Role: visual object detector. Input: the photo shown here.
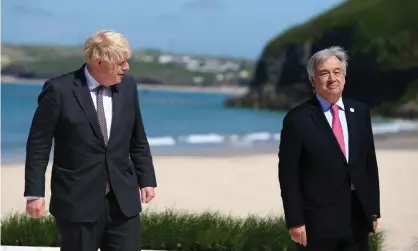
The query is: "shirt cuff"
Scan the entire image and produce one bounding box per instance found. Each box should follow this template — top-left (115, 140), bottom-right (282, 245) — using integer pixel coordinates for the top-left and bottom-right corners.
top-left (26, 196), bottom-right (44, 200)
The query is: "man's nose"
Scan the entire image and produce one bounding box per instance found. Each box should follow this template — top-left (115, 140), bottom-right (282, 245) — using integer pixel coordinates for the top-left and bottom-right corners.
top-left (328, 73), bottom-right (337, 82)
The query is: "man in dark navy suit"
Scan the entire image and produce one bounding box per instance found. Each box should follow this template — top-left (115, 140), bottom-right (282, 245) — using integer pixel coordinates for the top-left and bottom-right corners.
top-left (24, 30), bottom-right (157, 251)
top-left (278, 46), bottom-right (380, 251)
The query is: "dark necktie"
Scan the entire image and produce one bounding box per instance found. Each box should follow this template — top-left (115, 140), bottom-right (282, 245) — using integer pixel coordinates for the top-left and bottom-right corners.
top-left (97, 86), bottom-right (110, 194)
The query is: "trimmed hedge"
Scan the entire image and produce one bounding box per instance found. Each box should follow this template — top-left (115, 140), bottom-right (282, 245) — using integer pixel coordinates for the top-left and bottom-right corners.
top-left (1, 210), bottom-right (385, 251)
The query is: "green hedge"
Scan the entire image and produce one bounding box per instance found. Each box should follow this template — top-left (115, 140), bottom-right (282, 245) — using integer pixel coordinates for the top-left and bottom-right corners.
top-left (1, 210), bottom-right (385, 251)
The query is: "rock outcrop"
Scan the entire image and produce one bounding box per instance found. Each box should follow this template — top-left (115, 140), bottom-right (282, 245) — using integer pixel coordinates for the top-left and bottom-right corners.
top-left (225, 0), bottom-right (418, 119)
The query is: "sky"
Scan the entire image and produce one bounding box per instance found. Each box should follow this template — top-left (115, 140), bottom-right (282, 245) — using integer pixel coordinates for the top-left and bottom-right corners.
top-left (1, 0), bottom-right (344, 59)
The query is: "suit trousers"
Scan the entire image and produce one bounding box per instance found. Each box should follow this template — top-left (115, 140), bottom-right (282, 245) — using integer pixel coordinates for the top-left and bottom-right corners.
top-left (297, 191), bottom-right (370, 251)
top-left (55, 191), bottom-right (141, 251)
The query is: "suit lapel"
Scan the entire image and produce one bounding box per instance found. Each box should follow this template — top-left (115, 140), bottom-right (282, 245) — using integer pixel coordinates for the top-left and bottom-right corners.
top-left (309, 96), bottom-right (348, 164)
top-left (72, 65), bottom-right (106, 145)
top-left (108, 84), bottom-right (122, 144)
top-left (343, 98), bottom-right (358, 164)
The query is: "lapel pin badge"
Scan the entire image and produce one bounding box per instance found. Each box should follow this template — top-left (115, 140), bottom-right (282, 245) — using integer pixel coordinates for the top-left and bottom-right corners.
top-left (349, 108), bottom-right (355, 112)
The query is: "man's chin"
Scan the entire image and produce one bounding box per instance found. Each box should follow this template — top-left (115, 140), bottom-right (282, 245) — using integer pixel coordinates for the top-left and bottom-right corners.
top-left (327, 89), bottom-right (342, 95)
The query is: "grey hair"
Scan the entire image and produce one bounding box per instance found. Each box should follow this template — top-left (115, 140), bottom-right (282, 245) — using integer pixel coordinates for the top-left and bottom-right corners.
top-left (306, 46), bottom-right (349, 80)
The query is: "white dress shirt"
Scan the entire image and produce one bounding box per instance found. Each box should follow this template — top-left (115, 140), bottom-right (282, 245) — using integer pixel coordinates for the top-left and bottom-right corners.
top-left (316, 94), bottom-right (355, 190)
top-left (84, 66), bottom-right (113, 138)
top-left (26, 66), bottom-right (113, 200)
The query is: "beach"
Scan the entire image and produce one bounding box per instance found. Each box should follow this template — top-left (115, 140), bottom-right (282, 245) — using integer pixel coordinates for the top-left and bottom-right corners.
top-left (1, 133), bottom-right (418, 251)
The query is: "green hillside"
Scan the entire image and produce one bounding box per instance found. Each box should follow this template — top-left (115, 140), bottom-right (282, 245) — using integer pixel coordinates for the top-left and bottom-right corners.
top-left (267, 0), bottom-right (417, 69)
top-left (1, 44), bottom-right (252, 87)
top-left (225, 0), bottom-right (418, 118)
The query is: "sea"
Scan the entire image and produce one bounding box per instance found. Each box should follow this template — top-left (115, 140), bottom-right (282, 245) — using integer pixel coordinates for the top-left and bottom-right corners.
top-left (2, 82), bottom-right (418, 163)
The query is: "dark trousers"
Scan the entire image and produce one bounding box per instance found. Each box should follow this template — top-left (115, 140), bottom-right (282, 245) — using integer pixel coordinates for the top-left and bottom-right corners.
top-left (298, 192), bottom-right (370, 251)
top-left (56, 191), bottom-right (141, 251)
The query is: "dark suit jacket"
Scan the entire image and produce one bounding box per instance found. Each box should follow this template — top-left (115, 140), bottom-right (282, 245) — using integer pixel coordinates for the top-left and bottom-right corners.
top-left (24, 65), bottom-right (157, 222)
top-left (278, 95), bottom-right (380, 239)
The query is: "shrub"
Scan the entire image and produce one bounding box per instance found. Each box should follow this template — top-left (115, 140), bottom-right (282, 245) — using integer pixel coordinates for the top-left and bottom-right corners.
top-left (1, 210), bottom-right (384, 251)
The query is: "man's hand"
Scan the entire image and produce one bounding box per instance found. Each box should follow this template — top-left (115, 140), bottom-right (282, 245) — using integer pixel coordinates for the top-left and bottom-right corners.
top-left (369, 218), bottom-right (378, 236)
top-left (290, 225), bottom-right (307, 246)
top-left (26, 199), bottom-right (45, 218)
top-left (140, 187), bottom-right (155, 203)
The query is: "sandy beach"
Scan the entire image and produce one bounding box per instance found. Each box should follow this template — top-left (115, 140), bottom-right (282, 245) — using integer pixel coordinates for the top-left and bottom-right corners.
top-left (1, 134), bottom-right (418, 251)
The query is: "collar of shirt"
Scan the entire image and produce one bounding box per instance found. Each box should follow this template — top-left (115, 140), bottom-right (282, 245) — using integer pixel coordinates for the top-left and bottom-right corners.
top-left (316, 93), bottom-right (345, 112)
top-left (84, 66), bottom-right (101, 91)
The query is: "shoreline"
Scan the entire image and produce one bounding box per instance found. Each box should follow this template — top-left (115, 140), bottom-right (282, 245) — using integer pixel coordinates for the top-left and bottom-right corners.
top-left (2, 122), bottom-right (417, 251)
top-left (2, 130), bottom-right (417, 166)
top-left (2, 149), bottom-right (418, 251)
top-left (1, 75), bottom-right (248, 95)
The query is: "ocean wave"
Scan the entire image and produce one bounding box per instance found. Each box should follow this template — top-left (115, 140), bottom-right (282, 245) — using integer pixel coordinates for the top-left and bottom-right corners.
top-left (2, 121), bottom-right (417, 151)
top-left (371, 119), bottom-right (418, 134)
top-left (146, 120), bottom-right (418, 147)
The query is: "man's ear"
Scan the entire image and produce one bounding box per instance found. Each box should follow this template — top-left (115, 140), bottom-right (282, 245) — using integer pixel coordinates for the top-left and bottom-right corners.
top-left (96, 59), bottom-right (102, 67)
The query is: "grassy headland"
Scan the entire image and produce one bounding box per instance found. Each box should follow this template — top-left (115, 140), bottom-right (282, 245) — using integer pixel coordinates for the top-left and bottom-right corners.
top-left (1, 44), bottom-right (254, 88)
top-left (225, 0), bottom-right (418, 119)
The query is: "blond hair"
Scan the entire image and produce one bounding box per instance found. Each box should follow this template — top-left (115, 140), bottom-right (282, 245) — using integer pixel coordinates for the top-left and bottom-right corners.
top-left (83, 30), bottom-right (132, 66)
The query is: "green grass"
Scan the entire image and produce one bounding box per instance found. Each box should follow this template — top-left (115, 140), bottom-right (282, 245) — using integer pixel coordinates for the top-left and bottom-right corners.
top-left (1, 210), bottom-right (385, 251)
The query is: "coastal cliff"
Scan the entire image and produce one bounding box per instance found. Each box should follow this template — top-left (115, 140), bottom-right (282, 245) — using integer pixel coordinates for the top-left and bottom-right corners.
top-left (225, 0), bottom-right (418, 118)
